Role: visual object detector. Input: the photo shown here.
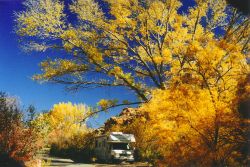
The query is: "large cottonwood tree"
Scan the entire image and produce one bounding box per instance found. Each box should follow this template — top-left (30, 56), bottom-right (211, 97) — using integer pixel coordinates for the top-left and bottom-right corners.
top-left (16, 0), bottom-right (249, 109)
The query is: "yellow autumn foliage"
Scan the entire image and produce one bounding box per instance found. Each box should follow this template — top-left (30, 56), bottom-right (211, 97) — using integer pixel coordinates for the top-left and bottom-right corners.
top-left (15, 1), bottom-right (249, 165)
top-left (47, 102), bottom-right (90, 148)
top-left (113, 83), bottom-right (247, 166)
top-left (16, 0), bottom-right (249, 103)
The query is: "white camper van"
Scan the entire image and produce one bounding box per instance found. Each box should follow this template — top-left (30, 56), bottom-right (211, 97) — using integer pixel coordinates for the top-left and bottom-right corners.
top-left (94, 132), bottom-right (136, 162)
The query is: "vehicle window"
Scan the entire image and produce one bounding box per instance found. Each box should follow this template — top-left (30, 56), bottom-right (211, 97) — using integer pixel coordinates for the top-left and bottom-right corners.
top-left (112, 143), bottom-right (130, 150)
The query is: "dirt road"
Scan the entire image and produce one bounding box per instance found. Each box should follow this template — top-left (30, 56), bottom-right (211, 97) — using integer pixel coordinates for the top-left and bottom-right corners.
top-left (42, 156), bottom-right (150, 167)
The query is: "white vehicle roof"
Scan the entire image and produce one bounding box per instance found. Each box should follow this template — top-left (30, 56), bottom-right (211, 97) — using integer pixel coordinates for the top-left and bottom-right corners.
top-left (97, 132), bottom-right (136, 143)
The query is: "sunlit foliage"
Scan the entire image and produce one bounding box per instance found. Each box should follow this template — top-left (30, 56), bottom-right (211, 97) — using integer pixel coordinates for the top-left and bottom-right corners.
top-left (0, 93), bottom-right (41, 164)
top-left (15, 1), bottom-right (249, 165)
top-left (29, 102), bottom-right (94, 161)
top-left (140, 86), bottom-right (247, 166)
top-left (29, 112), bottom-right (52, 148)
top-left (41, 102), bottom-right (95, 161)
top-left (16, 0), bottom-right (250, 106)
top-left (46, 102), bottom-right (90, 147)
top-left (110, 78), bottom-right (249, 166)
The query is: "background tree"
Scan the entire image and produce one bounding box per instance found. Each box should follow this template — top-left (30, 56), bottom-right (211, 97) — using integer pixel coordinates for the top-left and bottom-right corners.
top-left (41, 102), bottom-right (94, 160)
top-left (0, 92), bottom-right (41, 166)
top-left (42, 102), bottom-right (89, 145)
top-left (15, 0), bottom-right (250, 114)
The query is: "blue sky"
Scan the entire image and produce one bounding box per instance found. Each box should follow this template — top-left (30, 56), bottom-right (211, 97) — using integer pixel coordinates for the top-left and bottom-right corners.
top-left (0, 0), bottom-right (137, 127)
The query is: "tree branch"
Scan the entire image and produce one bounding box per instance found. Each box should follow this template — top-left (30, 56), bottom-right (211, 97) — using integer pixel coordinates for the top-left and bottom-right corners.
top-left (81, 101), bottom-right (145, 122)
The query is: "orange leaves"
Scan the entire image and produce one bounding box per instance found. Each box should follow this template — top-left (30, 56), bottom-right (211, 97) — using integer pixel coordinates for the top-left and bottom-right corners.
top-left (0, 93), bottom-right (40, 163)
top-left (135, 83), bottom-right (246, 166)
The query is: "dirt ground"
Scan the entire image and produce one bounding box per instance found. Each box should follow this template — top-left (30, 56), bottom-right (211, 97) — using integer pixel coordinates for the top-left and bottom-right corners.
top-left (41, 156), bottom-right (151, 167)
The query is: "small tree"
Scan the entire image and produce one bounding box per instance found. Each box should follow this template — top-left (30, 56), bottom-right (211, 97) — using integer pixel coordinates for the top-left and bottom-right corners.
top-left (0, 92), bottom-right (39, 165)
top-left (43, 102), bottom-right (93, 160)
top-left (48, 102), bottom-right (90, 143)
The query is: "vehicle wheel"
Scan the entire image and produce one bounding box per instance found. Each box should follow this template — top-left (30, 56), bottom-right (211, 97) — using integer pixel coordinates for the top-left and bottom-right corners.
top-left (110, 157), bottom-right (120, 164)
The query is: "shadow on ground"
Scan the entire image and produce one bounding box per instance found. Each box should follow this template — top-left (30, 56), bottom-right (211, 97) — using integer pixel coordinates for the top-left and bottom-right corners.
top-left (42, 156), bottom-right (150, 167)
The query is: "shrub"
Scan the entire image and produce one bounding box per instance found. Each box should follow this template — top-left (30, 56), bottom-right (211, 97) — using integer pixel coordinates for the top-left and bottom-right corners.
top-left (46, 102), bottom-right (94, 162)
top-left (49, 131), bottom-right (95, 162)
top-left (0, 92), bottom-right (40, 165)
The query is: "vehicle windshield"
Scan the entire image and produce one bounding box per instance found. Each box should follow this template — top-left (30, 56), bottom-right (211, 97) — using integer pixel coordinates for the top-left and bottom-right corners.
top-left (112, 143), bottom-right (131, 150)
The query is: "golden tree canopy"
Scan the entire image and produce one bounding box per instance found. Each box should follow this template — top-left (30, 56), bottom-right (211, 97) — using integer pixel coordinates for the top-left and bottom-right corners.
top-left (45, 102), bottom-right (90, 145)
top-left (16, 0), bottom-right (249, 106)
